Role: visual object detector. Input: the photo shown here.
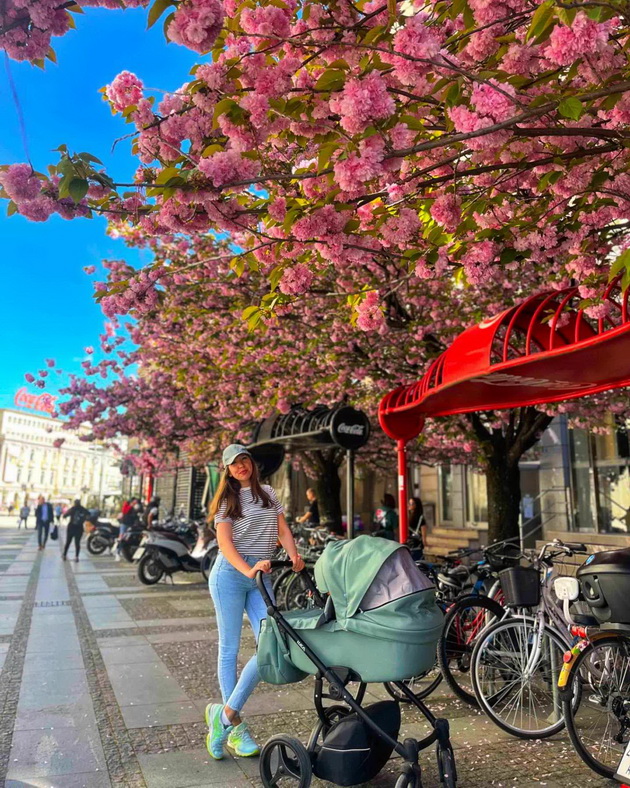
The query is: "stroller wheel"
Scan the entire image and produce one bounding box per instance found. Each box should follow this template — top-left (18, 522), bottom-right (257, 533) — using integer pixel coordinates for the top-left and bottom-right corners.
top-left (436, 742), bottom-right (457, 787)
top-left (260, 735), bottom-right (312, 787)
top-left (395, 765), bottom-right (422, 788)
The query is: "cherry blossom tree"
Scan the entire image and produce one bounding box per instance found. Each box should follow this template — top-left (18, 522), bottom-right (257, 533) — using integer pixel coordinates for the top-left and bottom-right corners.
top-left (8, 0), bottom-right (630, 539)
top-left (44, 227), bottom-right (625, 540)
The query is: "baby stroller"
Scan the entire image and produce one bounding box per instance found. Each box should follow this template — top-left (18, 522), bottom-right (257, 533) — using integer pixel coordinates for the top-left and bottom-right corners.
top-left (256, 536), bottom-right (456, 787)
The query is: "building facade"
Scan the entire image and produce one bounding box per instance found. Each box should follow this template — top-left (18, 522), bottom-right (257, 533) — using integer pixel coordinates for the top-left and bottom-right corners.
top-left (0, 408), bottom-right (125, 513)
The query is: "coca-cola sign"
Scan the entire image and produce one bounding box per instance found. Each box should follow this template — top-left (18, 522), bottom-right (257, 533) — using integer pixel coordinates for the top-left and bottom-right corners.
top-left (330, 407), bottom-right (370, 450)
top-left (14, 388), bottom-right (58, 416)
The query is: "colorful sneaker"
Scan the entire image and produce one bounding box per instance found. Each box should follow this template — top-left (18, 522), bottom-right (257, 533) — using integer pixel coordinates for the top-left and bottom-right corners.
top-left (227, 722), bottom-right (260, 757)
top-left (205, 703), bottom-right (232, 760)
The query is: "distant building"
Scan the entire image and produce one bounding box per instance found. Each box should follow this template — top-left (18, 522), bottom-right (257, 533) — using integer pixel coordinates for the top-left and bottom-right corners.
top-left (0, 408), bottom-right (125, 512)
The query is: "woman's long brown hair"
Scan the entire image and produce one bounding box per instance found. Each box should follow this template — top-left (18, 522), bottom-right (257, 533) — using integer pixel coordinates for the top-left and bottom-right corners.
top-left (209, 457), bottom-right (272, 522)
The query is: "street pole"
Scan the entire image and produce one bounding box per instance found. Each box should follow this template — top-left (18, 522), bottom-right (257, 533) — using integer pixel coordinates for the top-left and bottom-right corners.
top-left (397, 440), bottom-right (408, 543)
top-left (346, 449), bottom-right (354, 540)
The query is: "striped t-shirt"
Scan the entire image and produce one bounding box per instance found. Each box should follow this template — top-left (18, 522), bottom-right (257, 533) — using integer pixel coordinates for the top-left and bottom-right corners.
top-left (215, 485), bottom-right (283, 559)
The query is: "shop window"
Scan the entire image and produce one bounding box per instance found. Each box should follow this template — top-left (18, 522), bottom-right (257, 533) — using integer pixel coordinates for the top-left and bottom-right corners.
top-left (466, 468), bottom-right (488, 524)
top-left (568, 428), bottom-right (597, 532)
top-left (439, 465), bottom-right (453, 522)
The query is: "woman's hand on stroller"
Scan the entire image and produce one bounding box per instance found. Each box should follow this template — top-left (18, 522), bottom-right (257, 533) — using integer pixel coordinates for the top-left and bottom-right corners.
top-left (247, 560), bottom-right (272, 578)
top-left (291, 554), bottom-right (305, 572)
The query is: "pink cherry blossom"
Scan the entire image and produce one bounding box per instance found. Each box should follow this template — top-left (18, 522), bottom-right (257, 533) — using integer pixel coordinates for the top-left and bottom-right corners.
top-left (329, 73), bottom-right (395, 134)
top-left (106, 71), bottom-right (144, 112)
top-left (167, 0), bottom-right (224, 54)
top-left (0, 164), bottom-right (42, 202)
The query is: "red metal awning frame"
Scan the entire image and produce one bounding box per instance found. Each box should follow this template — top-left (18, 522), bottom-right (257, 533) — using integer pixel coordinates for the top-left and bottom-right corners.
top-left (379, 276), bottom-right (630, 542)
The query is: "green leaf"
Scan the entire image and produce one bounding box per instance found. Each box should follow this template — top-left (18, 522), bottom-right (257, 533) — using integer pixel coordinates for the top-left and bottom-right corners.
top-left (558, 97), bottom-right (584, 121)
top-left (609, 249), bottom-right (630, 281)
top-left (526, 0), bottom-right (555, 42)
top-left (68, 178), bottom-right (89, 203)
top-left (315, 69), bottom-right (346, 93)
top-left (242, 305), bottom-right (259, 319)
top-left (78, 152), bottom-right (103, 165)
top-left (269, 266), bottom-right (284, 292)
top-left (231, 257), bottom-right (245, 277)
top-left (499, 247), bottom-right (517, 265)
top-left (7, 201), bottom-right (17, 217)
top-left (318, 141), bottom-right (337, 172)
top-left (155, 166), bottom-right (181, 185)
top-left (148, 0), bottom-right (172, 29)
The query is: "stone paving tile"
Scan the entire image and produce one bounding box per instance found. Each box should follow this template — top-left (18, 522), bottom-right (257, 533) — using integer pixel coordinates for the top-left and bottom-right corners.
top-left (137, 748), bottom-right (250, 788)
top-left (108, 661), bottom-right (191, 707)
top-left (6, 770), bottom-right (112, 787)
top-left (120, 597), bottom-right (212, 620)
top-left (121, 701), bottom-right (204, 729)
top-left (6, 726), bottom-right (107, 778)
top-left (96, 634), bottom-right (150, 648)
top-left (17, 668), bottom-right (89, 711)
top-left (100, 644), bottom-right (162, 665)
top-left (14, 693), bottom-right (99, 732)
top-left (146, 630), bottom-right (216, 645)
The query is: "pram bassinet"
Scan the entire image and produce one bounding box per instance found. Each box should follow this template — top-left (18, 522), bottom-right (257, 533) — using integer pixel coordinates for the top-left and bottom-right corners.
top-left (258, 536), bottom-right (443, 684)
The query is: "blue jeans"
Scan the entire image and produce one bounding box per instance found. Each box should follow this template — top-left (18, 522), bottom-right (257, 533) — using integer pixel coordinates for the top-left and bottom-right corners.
top-left (209, 554), bottom-right (273, 713)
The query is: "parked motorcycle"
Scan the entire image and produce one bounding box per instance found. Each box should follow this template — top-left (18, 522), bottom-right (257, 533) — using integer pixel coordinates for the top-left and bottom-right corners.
top-left (118, 523), bottom-right (146, 563)
top-left (134, 520), bottom-right (218, 585)
top-left (86, 520), bottom-right (120, 555)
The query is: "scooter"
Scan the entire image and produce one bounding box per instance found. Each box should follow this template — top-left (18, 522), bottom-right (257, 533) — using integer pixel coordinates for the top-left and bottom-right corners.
top-left (86, 520), bottom-right (120, 555)
top-left (118, 523), bottom-right (146, 563)
top-left (134, 521), bottom-right (218, 585)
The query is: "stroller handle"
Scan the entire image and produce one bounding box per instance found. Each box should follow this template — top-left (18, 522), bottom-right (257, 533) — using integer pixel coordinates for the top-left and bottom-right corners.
top-left (256, 562), bottom-right (325, 609)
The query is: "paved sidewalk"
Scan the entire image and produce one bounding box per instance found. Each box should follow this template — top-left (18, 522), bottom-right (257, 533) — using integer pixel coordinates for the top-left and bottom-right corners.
top-left (0, 520), bottom-right (613, 787)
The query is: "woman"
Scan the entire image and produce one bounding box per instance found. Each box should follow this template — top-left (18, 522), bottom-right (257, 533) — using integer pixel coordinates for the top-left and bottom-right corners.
top-left (206, 443), bottom-right (304, 760)
top-left (373, 493), bottom-right (398, 540)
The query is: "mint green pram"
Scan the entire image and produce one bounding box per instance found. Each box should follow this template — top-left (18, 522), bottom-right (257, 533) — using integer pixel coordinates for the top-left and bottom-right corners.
top-left (256, 537), bottom-right (454, 788)
top-left (259, 536), bottom-right (443, 684)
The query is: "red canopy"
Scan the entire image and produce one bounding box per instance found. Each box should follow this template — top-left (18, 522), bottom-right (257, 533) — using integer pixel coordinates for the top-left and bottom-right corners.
top-left (378, 276), bottom-right (630, 541)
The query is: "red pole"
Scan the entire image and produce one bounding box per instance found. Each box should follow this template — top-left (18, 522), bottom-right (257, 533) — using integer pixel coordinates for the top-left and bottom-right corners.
top-left (397, 439), bottom-right (408, 544)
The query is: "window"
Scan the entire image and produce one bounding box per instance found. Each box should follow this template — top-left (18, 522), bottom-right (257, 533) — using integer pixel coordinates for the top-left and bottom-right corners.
top-left (439, 465), bottom-right (453, 522)
top-left (466, 468), bottom-right (488, 523)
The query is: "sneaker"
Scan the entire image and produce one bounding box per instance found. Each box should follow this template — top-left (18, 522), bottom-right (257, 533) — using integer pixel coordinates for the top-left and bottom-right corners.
top-left (114, 553), bottom-right (121, 562)
top-left (205, 703), bottom-right (232, 760)
top-left (227, 722), bottom-right (259, 757)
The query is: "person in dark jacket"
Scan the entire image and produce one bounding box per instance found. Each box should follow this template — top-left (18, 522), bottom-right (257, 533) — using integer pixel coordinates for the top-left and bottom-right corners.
top-left (62, 499), bottom-right (90, 561)
top-left (35, 496), bottom-right (55, 550)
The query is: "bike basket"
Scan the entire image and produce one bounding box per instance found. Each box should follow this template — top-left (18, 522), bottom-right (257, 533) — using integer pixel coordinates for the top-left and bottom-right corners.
top-left (485, 542), bottom-right (521, 572)
top-left (499, 566), bottom-right (540, 608)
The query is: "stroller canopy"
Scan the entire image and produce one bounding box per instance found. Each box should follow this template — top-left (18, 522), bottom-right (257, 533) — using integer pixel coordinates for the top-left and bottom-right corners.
top-left (314, 535), bottom-right (434, 626)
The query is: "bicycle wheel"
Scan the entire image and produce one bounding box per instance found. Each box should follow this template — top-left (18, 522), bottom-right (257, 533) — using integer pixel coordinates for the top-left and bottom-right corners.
top-left (384, 667), bottom-right (443, 702)
top-left (437, 594), bottom-right (504, 707)
top-left (563, 635), bottom-right (630, 779)
top-left (273, 568), bottom-right (294, 609)
top-left (283, 569), bottom-right (316, 611)
top-left (472, 616), bottom-right (568, 738)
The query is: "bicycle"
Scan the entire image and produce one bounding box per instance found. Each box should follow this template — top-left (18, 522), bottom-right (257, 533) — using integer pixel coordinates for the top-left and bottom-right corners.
top-left (470, 539), bottom-right (588, 739)
top-left (556, 554), bottom-right (630, 781)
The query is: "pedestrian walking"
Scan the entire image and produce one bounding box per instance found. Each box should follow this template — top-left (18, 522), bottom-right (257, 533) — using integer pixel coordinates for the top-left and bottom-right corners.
top-left (35, 496), bottom-right (55, 549)
top-left (18, 504), bottom-right (30, 529)
top-left (62, 499), bottom-right (90, 562)
top-left (54, 503), bottom-right (62, 524)
top-left (205, 443), bottom-right (304, 760)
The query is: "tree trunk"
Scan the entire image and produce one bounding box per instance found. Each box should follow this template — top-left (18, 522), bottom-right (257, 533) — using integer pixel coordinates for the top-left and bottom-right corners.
top-left (307, 448), bottom-right (344, 533)
top-left (468, 407), bottom-right (554, 546)
top-left (485, 456), bottom-right (521, 544)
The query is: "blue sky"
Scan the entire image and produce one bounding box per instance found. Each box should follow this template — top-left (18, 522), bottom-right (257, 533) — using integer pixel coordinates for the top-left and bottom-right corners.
top-left (0, 7), bottom-right (198, 410)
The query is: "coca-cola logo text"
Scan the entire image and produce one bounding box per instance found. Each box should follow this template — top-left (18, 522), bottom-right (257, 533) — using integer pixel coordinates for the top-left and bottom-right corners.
top-left (14, 388), bottom-right (58, 415)
top-left (337, 423), bottom-right (365, 436)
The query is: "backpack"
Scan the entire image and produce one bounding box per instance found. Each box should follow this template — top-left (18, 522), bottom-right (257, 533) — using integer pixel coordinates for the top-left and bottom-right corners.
top-left (71, 507), bottom-right (87, 527)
